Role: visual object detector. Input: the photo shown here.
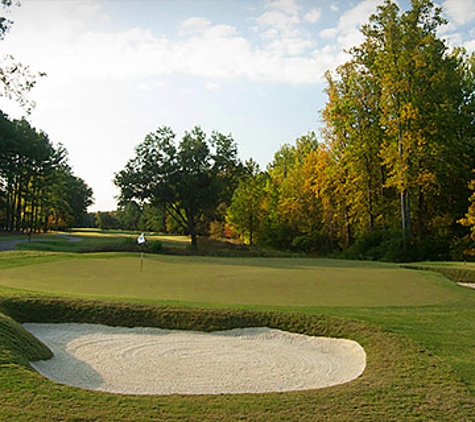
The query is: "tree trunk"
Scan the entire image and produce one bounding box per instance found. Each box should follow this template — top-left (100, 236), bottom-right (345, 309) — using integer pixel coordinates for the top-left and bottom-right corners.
top-left (5, 181), bottom-right (12, 231)
top-left (190, 229), bottom-right (198, 248)
top-left (344, 205), bottom-right (352, 248)
top-left (188, 213), bottom-right (198, 248)
top-left (367, 179), bottom-right (374, 234)
top-left (397, 98), bottom-right (411, 250)
top-left (249, 214), bottom-right (254, 246)
top-left (14, 177), bottom-right (22, 231)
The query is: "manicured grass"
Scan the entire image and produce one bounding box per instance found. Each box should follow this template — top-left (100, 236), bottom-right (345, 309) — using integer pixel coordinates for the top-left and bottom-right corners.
top-left (1, 245), bottom-right (475, 420)
top-left (0, 253), bottom-right (465, 306)
top-left (0, 298), bottom-right (474, 421)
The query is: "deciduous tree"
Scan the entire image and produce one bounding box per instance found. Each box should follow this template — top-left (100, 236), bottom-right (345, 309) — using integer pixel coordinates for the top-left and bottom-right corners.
top-left (114, 126), bottom-right (242, 247)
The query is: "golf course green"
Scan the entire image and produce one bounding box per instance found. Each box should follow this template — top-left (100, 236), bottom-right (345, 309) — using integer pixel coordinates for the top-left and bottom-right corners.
top-left (0, 234), bottom-right (475, 420)
top-left (0, 253), bottom-right (465, 306)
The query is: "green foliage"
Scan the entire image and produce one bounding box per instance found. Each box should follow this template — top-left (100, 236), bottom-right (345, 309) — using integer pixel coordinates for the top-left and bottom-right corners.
top-left (291, 231), bottom-right (334, 255)
top-left (344, 229), bottom-right (407, 261)
top-left (94, 211), bottom-right (119, 230)
top-left (108, 0), bottom-right (475, 263)
top-left (249, 134), bottom-right (327, 253)
top-left (0, 113), bottom-right (93, 233)
top-left (459, 179), bottom-right (475, 242)
top-left (226, 160), bottom-right (266, 245)
top-left (114, 126), bottom-right (242, 248)
top-left (139, 203), bottom-right (165, 232)
top-left (304, 0), bottom-right (475, 260)
top-left (0, 1), bottom-right (45, 111)
top-left (146, 239), bottom-right (163, 253)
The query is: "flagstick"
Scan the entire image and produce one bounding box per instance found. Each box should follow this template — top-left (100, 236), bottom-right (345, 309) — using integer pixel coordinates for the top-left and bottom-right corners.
top-left (137, 232), bottom-right (146, 272)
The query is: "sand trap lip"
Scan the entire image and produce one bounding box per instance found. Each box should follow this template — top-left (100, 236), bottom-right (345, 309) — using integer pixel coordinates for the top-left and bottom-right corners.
top-left (23, 323), bottom-right (366, 395)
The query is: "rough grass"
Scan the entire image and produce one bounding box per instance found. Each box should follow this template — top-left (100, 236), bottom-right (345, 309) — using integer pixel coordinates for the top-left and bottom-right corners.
top-left (0, 311), bottom-right (52, 365)
top-left (0, 298), bottom-right (474, 421)
top-left (402, 262), bottom-right (475, 283)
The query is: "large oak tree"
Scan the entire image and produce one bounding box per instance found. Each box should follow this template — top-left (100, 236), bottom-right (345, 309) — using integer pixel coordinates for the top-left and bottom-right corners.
top-left (114, 126), bottom-right (242, 247)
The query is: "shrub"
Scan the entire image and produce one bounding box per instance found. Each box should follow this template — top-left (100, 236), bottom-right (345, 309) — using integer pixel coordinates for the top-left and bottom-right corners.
top-left (146, 240), bottom-right (163, 254)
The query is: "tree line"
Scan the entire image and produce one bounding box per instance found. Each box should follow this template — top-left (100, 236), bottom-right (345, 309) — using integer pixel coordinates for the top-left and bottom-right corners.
top-left (0, 111), bottom-right (94, 232)
top-left (229, 0), bottom-right (475, 261)
top-left (0, 1), bottom-right (92, 232)
top-left (114, 0), bottom-right (475, 261)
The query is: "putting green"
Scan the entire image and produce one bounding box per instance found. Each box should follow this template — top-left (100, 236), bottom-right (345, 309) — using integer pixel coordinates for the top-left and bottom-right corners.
top-left (0, 255), bottom-right (464, 306)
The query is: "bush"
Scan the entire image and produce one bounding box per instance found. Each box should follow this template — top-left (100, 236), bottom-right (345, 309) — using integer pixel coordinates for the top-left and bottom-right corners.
top-left (450, 235), bottom-right (475, 262)
top-left (344, 229), bottom-right (407, 262)
top-left (121, 237), bottom-right (137, 246)
top-left (291, 232), bottom-right (334, 255)
top-left (146, 240), bottom-right (163, 254)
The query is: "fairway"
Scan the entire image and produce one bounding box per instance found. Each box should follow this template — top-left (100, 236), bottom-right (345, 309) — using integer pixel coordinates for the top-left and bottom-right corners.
top-left (0, 253), bottom-right (464, 306)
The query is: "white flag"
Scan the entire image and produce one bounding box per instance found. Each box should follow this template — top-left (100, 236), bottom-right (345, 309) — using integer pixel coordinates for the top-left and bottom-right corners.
top-left (137, 232), bottom-right (146, 245)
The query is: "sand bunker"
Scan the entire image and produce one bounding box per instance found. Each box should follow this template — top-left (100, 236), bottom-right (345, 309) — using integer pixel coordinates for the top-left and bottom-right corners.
top-left (23, 323), bottom-right (366, 395)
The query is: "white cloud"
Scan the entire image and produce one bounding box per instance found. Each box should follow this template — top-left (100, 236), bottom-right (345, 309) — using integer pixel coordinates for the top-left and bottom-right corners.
top-left (254, 0), bottom-right (301, 38)
top-left (266, 35), bottom-right (313, 56)
top-left (252, 0), bottom-right (323, 62)
top-left (3, 1), bottom-right (324, 86)
top-left (3, 0), bottom-right (389, 107)
top-left (268, 0), bottom-right (300, 16)
top-left (317, 0), bottom-right (380, 52)
top-left (255, 10), bottom-right (300, 31)
top-left (205, 81), bottom-right (220, 91)
top-left (202, 23), bottom-right (238, 38)
top-left (304, 9), bottom-right (322, 23)
top-left (442, 31), bottom-right (464, 48)
top-left (443, 0), bottom-right (475, 25)
top-left (261, 28), bottom-right (279, 39)
top-left (178, 17), bottom-right (211, 35)
top-left (336, 0), bottom-right (380, 48)
top-left (320, 27), bottom-right (338, 39)
top-left (465, 38), bottom-right (475, 52)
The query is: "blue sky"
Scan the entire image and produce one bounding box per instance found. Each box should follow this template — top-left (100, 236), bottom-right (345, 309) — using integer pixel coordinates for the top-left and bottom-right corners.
top-left (0, 0), bottom-right (474, 211)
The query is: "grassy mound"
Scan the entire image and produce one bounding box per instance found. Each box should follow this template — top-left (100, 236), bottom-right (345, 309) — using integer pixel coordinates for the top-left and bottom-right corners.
top-left (0, 296), bottom-right (364, 336)
top-left (0, 297), bottom-right (474, 421)
top-left (402, 263), bottom-right (475, 284)
top-left (0, 311), bottom-right (52, 366)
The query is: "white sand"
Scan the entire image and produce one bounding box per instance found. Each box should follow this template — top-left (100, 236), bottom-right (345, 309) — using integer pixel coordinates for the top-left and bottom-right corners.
top-left (23, 323), bottom-right (366, 395)
top-left (458, 282), bottom-right (475, 290)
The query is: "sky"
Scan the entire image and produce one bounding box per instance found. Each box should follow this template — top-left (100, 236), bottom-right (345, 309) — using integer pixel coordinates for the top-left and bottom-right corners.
top-left (0, 0), bottom-right (474, 212)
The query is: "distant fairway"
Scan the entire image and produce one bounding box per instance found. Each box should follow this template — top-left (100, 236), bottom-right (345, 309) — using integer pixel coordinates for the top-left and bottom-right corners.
top-left (0, 253), bottom-right (464, 306)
